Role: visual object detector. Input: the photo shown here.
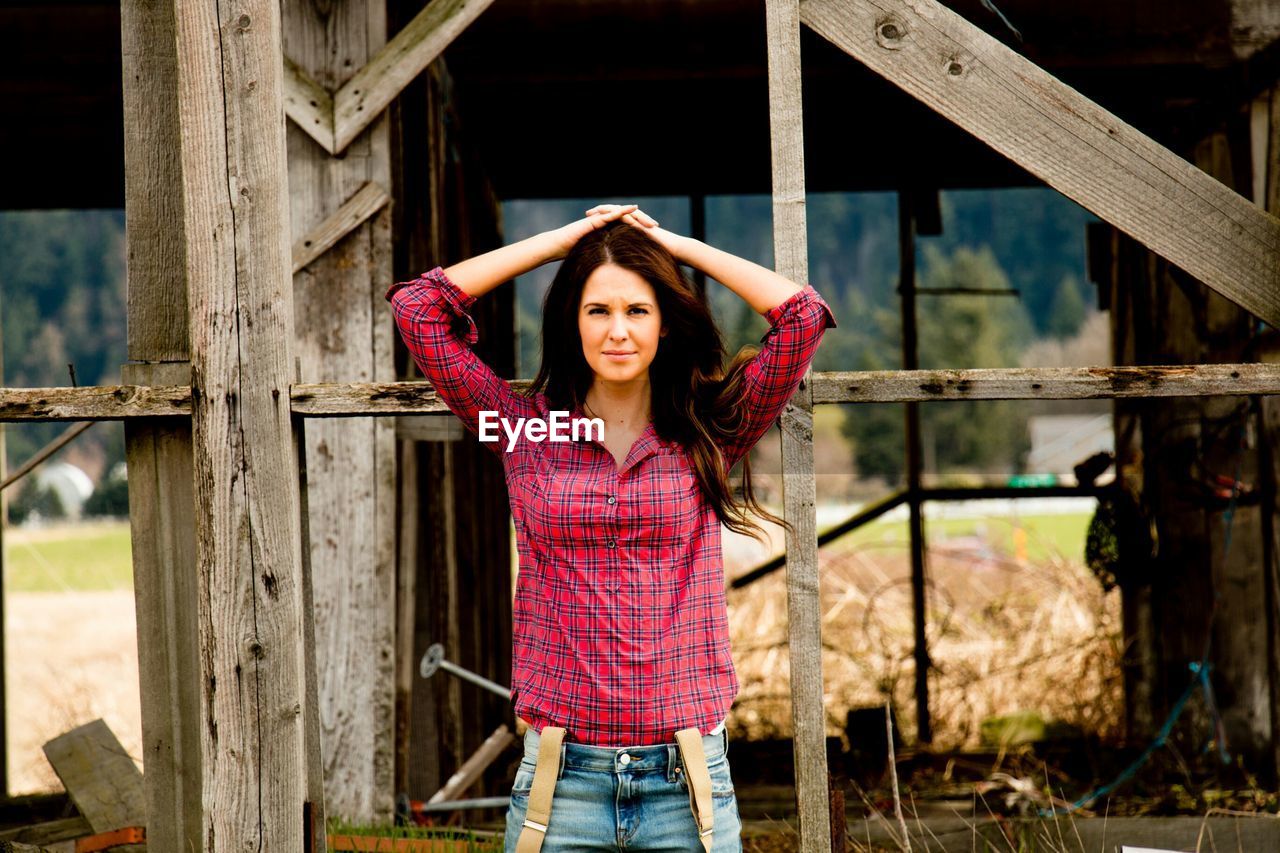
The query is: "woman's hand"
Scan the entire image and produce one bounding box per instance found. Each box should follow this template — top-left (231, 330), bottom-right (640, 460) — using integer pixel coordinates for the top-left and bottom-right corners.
top-left (594, 204), bottom-right (688, 261)
top-left (547, 204), bottom-right (639, 260)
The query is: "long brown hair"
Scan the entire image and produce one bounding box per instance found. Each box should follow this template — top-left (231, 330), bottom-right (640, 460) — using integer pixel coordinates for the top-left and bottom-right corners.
top-left (527, 221), bottom-right (791, 543)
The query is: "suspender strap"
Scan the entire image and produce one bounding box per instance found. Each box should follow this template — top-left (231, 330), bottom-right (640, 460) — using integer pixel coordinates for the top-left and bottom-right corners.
top-left (515, 726), bottom-right (565, 853)
top-left (674, 728), bottom-right (715, 853)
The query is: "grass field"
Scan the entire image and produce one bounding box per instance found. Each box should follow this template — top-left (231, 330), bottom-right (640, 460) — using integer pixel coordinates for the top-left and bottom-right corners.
top-left (0, 511), bottom-right (1093, 593)
top-left (3, 519), bottom-right (133, 592)
top-left (832, 512), bottom-right (1093, 564)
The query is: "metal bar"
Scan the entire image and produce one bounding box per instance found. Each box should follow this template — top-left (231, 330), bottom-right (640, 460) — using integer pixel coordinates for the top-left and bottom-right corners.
top-left (419, 643), bottom-right (512, 700)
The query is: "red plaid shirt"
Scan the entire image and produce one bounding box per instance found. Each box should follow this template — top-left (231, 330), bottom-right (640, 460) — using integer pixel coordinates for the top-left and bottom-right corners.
top-left (387, 265), bottom-right (836, 745)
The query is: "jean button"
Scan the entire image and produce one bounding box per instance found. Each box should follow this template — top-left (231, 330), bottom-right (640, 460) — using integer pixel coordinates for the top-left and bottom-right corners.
top-left (619, 753), bottom-right (631, 765)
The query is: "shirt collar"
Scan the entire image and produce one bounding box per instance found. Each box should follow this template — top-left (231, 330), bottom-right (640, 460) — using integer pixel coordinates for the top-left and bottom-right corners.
top-left (569, 403), bottom-right (669, 475)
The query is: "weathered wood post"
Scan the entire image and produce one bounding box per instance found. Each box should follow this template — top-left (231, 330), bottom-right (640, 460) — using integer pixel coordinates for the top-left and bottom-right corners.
top-left (119, 1), bottom-right (202, 848)
top-left (282, 0), bottom-right (397, 823)
top-left (765, 0), bottom-right (833, 848)
top-left (173, 0), bottom-right (315, 846)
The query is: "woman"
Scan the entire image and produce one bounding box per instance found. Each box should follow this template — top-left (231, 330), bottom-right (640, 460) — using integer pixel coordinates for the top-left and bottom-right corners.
top-left (386, 203), bottom-right (836, 852)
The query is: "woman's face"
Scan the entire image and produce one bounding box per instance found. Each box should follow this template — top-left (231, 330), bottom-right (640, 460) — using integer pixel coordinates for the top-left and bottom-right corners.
top-left (578, 263), bottom-right (666, 385)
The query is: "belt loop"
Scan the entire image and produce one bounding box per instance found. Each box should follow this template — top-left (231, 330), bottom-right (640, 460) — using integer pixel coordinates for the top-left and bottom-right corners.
top-left (558, 741), bottom-right (567, 780)
top-left (667, 744), bottom-right (679, 782)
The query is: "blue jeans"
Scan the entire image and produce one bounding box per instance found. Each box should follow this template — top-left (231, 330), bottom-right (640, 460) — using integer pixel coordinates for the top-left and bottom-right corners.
top-left (503, 726), bottom-right (743, 852)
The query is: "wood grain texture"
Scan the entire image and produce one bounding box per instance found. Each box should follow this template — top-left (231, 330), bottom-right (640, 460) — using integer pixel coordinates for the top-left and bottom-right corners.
top-left (173, 0), bottom-right (309, 847)
top-left (42, 719), bottom-right (145, 853)
top-left (810, 364), bottom-right (1280, 402)
top-left (120, 5), bottom-right (202, 849)
top-left (283, 0), bottom-right (396, 822)
top-left (121, 364), bottom-right (200, 853)
top-left (0, 385), bottom-right (189, 420)
top-left (291, 181), bottom-right (391, 275)
top-left (0, 363), bottom-right (1276, 423)
top-left (0, 817), bottom-right (92, 847)
top-left (766, 0), bottom-right (831, 848)
top-left (122, 0), bottom-right (188, 365)
top-left (333, 0), bottom-right (495, 152)
top-left (282, 54), bottom-right (334, 153)
top-left (801, 0), bottom-right (1280, 328)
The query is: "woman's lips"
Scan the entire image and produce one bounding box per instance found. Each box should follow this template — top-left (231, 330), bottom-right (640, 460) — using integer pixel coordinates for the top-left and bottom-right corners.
top-left (604, 352), bottom-right (636, 361)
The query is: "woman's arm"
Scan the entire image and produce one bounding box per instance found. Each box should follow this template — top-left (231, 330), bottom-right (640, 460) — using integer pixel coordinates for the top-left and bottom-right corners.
top-left (442, 231), bottom-right (562, 299)
top-left (386, 266), bottom-right (538, 457)
top-left (675, 237), bottom-right (805, 316)
top-left (388, 205), bottom-right (641, 456)
top-left (443, 204), bottom-right (644, 298)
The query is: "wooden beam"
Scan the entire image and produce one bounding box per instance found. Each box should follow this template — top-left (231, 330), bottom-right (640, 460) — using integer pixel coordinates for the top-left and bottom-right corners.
top-left (282, 55), bottom-right (334, 153)
top-left (809, 364), bottom-right (1280, 403)
top-left (285, 0), bottom-right (397, 822)
top-left (800, 0), bottom-right (1280, 329)
top-left (173, 0), bottom-right (311, 847)
top-left (291, 181), bottom-right (391, 275)
top-left (42, 720), bottom-right (145, 853)
top-left (0, 386), bottom-right (189, 421)
top-left (766, 0), bottom-right (831, 848)
top-left (332, 0), bottom-right (497, 152)
top-left (120, 1), bottom-right (202, 848)
top-left (2, 363), bottom-right (1280, 422)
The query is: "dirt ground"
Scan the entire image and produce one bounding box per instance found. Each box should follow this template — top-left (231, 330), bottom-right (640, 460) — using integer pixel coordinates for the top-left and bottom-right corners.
top-left (5, 589), bottom-right (143, 794)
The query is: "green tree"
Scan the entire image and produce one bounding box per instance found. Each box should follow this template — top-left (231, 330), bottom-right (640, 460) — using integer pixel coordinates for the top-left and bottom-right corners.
top-left (1046, 275), bottom-right (1087, 340)
top-left (841, 245), bottom-right (1033, 485)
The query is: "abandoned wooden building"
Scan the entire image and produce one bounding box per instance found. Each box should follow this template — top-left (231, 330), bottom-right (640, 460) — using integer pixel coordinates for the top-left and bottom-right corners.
top-left (2, 0), bottom-right (1280, 850)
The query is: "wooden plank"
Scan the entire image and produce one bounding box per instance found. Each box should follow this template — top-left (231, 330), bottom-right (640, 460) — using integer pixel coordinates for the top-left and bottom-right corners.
top-left (393, 438), bottom-right (420, 796)
top-left (809, 363), bottom-right (1280, 403)
top-left (119, 2), bottom-right (201, 849)
top-left (426, 725), bottom-right (514, 804)
top-left (292, 405), bottom-right (327, 853)
top-left (765, 0), bottom-right (831, 849)
top-left (173, 0), bottom-right (310, 847)
top-left (41, 720), bottom-right (145, 853)
top-left (801, 0), bottom-right (1280, 329)
top-left (282, 55), bottom-right (334, 154)
top-left (0, 386), bottom-right (188, 421)
top-left (291, 181), bottom-right (391, 275)
top-left (0, 817), bottom-right (92, 846)
top-left (287, 364), bottom-right (1280, 416)
top-left (332, 0), bottom-right (497, 152)
top-left (4, 362), bottom-right (1280, 423)
top-left (394, 416), bottom-right (464, 442)
top-left (284, 0), bottom-right (398, 823)
top-left (120, 363), bottom-right (200, 853)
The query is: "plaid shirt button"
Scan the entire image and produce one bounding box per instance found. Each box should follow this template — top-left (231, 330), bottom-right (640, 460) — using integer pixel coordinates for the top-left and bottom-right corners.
top-left (606, 539), bottom-right (615, 548)
top-left (607, 495), bottom-right (616, 504)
